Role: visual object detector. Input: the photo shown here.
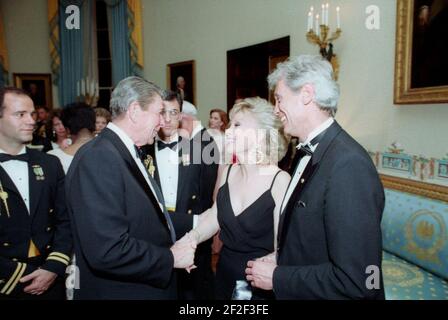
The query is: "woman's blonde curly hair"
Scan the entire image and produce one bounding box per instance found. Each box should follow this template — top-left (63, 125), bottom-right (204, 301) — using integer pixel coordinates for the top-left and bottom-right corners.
top-left (229, 97), bottom-right (288, 164)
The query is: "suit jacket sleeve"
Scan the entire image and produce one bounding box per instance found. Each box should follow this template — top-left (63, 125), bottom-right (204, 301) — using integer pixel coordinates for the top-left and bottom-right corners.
top-left (168, 177), bottom-right (218, 240)
top-left (273, 154), bottom-right (385, 299)
top-left (0, 257), bottom-right (37, 296)
top-left (67, 148), bottom-right (174, 288)
top-left (170, 211), bottom-right (194, 240)
top-left (41, 158), bottom-right (73, 276)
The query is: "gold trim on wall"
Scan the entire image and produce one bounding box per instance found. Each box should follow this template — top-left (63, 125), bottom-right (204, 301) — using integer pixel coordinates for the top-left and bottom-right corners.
top-left (394, 0), bottom-right (448, 104)
top-left (381, 174), bottom-right (448, 202)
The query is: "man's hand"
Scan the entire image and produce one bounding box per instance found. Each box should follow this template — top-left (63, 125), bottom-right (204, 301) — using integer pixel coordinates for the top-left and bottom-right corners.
top-left (256, 251), bottom-right (276, 264)
top-left (19, 269), bottom-right (57, 295)
top-left (245, 259), bottom-right (277, 291)
top-left (171, 234), bottom-right (197, 271)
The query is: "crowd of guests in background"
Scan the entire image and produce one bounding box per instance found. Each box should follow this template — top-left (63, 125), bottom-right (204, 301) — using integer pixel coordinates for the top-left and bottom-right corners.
top-left (29, 106), bottom-right (113, 154)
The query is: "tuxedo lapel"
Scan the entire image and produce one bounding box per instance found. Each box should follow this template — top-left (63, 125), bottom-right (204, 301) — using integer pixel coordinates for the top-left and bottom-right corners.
top-left (147, 144), bottom-right (161, 187)
top-left (277, 121), bottom-right (342, 251)
top-left (277, 161), bottom-right (318, 248)
top-left (0, 165), bottom-right (22, 198)
top-left (101, 129), bottom-right (171, 236)
top-left (310, 121), bottom-right (342, 166)
top-left (0, 159), bottom-right (31, 216)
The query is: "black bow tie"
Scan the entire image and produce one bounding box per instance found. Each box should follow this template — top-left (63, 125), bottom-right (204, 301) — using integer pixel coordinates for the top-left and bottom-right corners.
top-left (0, 153), bottom-right (29, 163)
top-left (157, 140), bottom-right (178, 151)
top-left (295, 127), bottom-right (329, 159)
top-left (296, 143), bottom-right (313, 158)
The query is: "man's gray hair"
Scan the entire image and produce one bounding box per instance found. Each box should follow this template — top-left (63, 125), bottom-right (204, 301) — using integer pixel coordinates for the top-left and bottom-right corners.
top-left (268, 55), bottom-right (340, 116)
top-left (182, 100), bottom-right (198, 118)
top-left (109, 76), bottom-right (162, 119)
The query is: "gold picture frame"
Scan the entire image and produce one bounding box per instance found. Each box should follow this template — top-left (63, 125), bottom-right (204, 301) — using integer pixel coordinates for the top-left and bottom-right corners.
top-left (13, 73), bottom-right (53, 109)
top-left (167, 60), bottom-right (196, 106)
top-left (394, 0), bottom-right (448, 104)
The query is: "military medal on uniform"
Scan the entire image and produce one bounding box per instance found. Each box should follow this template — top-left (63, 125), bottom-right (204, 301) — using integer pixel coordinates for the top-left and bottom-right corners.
top-left (0, 181), bottom-right (10, 218)
top-left (32, 164), bottom-right (45, 181)
top-left (144, 155), bottom-right (155, 178)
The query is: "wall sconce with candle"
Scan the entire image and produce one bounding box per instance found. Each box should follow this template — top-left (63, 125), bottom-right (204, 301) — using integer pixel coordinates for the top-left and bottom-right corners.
top-left (306, 4), bottom-right (342, 80)
top-left (76, 77), bottom-right (99, 107)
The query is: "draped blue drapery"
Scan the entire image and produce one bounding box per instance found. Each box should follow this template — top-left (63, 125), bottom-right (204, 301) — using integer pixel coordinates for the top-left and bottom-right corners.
top-left (106, 0), bottom-right (132, 86)
top-left (58, 1), bottom-right (84, 107)
top-left (54, 0), bottom-right (142, 105)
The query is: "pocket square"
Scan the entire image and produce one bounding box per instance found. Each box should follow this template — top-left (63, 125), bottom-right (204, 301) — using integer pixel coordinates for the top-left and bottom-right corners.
top-left (297, 200), bottom-right (306, 208)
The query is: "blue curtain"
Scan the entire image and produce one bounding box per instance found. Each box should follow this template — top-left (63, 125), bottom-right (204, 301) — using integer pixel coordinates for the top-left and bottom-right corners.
top-left (58, 1), bottom-right (84, 107)
top-left (106, 0), bottom-right (132, 86)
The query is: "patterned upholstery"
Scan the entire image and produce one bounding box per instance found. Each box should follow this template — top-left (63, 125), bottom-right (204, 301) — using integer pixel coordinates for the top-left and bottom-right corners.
top-left (383, 251), bottom-right (448, 300)
top-left (382, 189), bottom-right (448, 299)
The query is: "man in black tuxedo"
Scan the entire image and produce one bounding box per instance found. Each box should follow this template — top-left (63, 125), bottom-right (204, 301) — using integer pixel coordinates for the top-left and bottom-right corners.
top-left (65, 77), bottom-right (196, 300)
top-left (246, 55), bottom-right (385, 299)
top-left (0, 87), bottom-right (72, 300)
top-left (142, 90), bottom-right (218, 299)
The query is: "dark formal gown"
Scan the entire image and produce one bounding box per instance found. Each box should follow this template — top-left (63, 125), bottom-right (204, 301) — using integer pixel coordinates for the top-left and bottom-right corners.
top-left (215, 165), bottom-right (280, 300)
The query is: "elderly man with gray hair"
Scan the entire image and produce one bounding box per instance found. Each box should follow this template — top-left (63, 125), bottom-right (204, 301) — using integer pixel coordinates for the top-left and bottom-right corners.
top-left (246, 55), bottom-right (385, 300)
top-left (65, 76), bottom-right (196, 300)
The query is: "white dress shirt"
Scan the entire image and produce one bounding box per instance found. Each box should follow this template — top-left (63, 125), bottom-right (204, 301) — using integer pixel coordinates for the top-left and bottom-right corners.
top-left (155, 134), bottom-right (179, 211)
top-left (107, 123), bottom-right (165, 212)
top-left (0, 147), bottom-right (30, 213)
top-left (281, 118), bottom-right (334, 214)
top-left (156, 133), bottom-right (200, 228)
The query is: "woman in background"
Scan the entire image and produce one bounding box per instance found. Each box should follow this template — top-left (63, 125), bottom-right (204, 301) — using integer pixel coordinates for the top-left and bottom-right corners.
top-left (208, 108), bottom-right (233, 165)
top-left (47, 109), bottom-right (71, 151)
top-left (48, 103), bottom-right (96, 174)
top-left (94, 107), bottom-right (111, 135)
top-left (208, 108), bottom-right (228, 133)
top-left (47, 103), bottom-right (96, 301)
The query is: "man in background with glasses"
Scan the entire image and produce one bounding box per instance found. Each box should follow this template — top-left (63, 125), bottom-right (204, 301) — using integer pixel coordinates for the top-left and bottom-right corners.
top-left (141, 90), bottom-right (217, 300)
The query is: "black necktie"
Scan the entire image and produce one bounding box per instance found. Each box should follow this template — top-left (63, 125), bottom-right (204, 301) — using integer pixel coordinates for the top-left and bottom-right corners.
top-left (157, 140), bottom-right (178, 151)
top-left (0, 153), bottom-right (29, 163)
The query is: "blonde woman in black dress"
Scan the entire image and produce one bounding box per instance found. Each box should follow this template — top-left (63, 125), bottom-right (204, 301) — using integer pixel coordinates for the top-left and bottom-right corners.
top-left (184, 97), bottom-right (290, 300)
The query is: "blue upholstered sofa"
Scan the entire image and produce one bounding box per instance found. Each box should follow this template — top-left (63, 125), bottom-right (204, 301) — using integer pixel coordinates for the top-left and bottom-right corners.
top-left (381, 181), bottom-right (448, 300)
